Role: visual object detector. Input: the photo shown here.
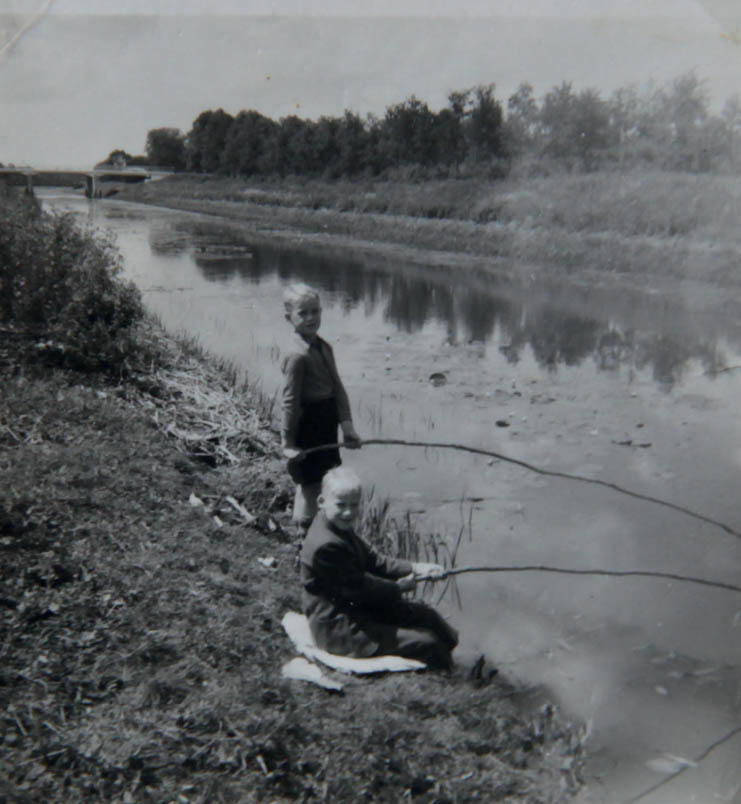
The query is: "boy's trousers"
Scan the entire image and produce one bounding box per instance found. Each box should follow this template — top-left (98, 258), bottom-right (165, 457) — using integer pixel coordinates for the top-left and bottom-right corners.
top-left (369, 599), bottom-right (458, 670)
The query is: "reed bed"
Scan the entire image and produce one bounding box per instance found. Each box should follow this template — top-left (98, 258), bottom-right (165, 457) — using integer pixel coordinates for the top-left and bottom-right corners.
top-left (132, 329), bottom-right (278, 468)
top-left (358, 487), bottom-right (474, 607)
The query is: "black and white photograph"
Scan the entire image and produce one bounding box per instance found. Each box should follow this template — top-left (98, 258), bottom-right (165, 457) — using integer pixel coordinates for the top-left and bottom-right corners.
top-left (2, 1), bottom-right (740, 801)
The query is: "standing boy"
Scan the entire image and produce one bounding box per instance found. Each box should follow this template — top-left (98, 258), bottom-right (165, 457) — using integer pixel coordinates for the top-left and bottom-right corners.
top-left (300, 466), bottom-right (459, 671)
top-left (281, 283), bottom-right (361, 534)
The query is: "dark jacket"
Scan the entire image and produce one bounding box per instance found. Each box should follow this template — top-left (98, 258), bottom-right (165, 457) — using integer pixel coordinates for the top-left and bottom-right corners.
top-left (281, 334), bottom-right (352, 448)
top-left (300, 512), bottom-right (413, 657)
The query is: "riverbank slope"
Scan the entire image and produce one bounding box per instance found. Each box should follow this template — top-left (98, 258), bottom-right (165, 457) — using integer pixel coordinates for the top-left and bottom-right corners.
top-left (117, 171), bottom-right (741, 303)
top-left (1, 326), bottom-right (585, 803)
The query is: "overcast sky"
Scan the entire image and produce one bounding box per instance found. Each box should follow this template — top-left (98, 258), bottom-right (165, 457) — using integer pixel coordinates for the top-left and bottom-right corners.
top-left (1, 0), bottom-right (739, 168)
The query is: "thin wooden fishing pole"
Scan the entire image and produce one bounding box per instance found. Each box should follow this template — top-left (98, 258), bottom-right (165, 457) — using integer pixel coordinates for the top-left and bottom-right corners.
top-left (627, 724), bottom-right (741, 802)
top-left (297, 439), bottom-right (741, 540)
top-left (708, 364), bottom-right (741, 375)
top-left (433, 565), bottom-right (741, 595)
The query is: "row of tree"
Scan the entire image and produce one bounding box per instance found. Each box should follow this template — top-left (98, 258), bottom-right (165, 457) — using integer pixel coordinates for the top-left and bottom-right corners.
top-left (109, 72), bottom-right (741, 177)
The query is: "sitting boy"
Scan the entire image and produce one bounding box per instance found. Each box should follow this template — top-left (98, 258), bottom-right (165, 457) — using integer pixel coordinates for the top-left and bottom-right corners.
top-left (299, 466), bottom-right (459, 671)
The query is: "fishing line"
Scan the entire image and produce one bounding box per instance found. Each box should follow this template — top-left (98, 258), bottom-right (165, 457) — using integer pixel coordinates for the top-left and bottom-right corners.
top-left (627, 724), bottom-right (741, 802)
top-left (296, 438), bottom-right (741, 540)
top-left (707, 364), bottom-right (741, 375)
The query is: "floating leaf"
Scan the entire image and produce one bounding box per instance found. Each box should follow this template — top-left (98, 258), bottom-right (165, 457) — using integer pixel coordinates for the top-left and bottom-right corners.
top-left (646, 754), bottom-right (697, 774)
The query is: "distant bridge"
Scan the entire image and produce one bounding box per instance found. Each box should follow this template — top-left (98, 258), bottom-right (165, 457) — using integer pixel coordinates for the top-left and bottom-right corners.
top-left (0, 166), bottom-right (151, 198)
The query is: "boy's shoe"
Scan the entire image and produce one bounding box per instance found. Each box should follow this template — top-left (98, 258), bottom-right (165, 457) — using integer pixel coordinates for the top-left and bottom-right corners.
top-left (469, 654), bottom-right (498, 686)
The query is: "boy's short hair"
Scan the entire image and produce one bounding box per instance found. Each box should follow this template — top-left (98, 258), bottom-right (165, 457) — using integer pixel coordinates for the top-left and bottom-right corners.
top-left (321, 466), bottom-right (362, 497)
top-left (283, 282), bottom-right (320, 314)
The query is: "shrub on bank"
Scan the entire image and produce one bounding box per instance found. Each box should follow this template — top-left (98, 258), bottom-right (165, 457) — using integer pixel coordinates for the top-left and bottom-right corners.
top-left (0, 192), bottom-right (149, 374)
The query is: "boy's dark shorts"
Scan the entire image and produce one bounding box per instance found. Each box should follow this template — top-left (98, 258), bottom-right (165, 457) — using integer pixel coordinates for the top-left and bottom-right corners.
top-left (288, 397), bottom-right (341, 485)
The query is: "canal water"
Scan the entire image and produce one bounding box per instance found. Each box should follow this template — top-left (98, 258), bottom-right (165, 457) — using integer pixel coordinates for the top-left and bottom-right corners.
top-left (43, 191), bottom-right (741, 803)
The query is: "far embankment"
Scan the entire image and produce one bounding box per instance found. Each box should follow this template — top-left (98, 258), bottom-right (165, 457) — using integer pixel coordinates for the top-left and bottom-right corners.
top-left (116, 171), bottom-right (741, 305)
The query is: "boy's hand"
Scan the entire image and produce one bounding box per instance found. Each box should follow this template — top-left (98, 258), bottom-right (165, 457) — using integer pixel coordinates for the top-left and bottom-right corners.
top-left (340, 422), bottom-right (362, 449)
top-left (283, 447), bottom-right (303, 460)
top-left (397, 574), bottom-right (417, 593)
top-left (411, 562), bottom-right (445, 580)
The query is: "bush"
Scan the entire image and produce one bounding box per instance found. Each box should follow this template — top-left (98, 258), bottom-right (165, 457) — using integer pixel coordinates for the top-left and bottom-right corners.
top-left (0, 192), bottom-right (149, 374)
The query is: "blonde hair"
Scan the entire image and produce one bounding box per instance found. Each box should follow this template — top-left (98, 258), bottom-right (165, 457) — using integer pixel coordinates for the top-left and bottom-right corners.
top-left (321, 466), bottom-right (362, 497)
top-left (283, 282), bottom-right (320, 314)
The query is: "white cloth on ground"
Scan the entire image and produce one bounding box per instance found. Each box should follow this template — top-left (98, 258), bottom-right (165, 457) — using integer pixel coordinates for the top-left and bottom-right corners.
top-left (281, 657), bottom-right (344, 691)
top-left (281, 611), bottom-right (426, 674)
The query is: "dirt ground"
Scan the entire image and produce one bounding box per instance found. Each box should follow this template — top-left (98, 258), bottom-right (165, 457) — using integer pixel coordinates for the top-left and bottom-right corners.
top-left (0, 327), bottom-right (586, 803)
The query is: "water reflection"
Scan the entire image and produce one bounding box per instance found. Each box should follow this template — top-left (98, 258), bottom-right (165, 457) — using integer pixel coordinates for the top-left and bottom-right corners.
top-left (633, 332), bottom-right (722, 389)
top-left (148, 224), bottom-right (190, 256)
top-left (195, 257), bottom-right (247, 282)
top-left (173, 224), bottom-right (731, 391)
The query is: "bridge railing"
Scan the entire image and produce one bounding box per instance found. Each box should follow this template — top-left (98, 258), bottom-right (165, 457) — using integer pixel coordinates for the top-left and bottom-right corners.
top-left (0, 167), bottom-right (151, 197)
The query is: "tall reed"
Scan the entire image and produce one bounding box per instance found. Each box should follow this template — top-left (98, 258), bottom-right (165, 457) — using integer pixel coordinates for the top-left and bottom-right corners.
top-left (358, 488), bottom-right (475, 606)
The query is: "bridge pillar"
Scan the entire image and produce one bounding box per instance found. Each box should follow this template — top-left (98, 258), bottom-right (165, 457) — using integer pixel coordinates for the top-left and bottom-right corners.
top-left (25, 173), bottom-right (34, 195)
top-left (85, 174), bottom-right (96, 199)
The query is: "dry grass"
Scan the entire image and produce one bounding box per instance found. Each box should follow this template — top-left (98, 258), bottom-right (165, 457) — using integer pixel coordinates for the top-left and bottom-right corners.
top-left (492, 172), bottom-right (741, 242)
top-left (134, 329), bottom-right (278, 469)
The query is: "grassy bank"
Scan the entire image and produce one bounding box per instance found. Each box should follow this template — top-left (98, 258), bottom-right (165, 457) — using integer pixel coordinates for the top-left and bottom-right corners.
top-left (0, 329), bottom-right (585, 803)
top-left (117, 171), bottom-right (741, 291)
top-left (1, 195), bottom-right (585, 801)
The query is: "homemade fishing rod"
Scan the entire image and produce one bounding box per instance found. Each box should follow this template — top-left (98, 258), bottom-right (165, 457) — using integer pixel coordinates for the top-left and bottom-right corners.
top-left (295, 438), bottom-right (741, 540)
top-left (708, 364), bottom-right (741, 375)
top-left (425, 565), bottom-right (741, 595)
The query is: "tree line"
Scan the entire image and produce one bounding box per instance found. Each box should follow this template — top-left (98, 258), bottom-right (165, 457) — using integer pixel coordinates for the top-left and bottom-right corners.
top-left (107, 72), bottom-right (741, 178)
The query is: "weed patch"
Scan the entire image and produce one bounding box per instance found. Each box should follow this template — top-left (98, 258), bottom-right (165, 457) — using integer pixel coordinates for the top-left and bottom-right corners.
top-left (0, 193), bottom-right (153, 375)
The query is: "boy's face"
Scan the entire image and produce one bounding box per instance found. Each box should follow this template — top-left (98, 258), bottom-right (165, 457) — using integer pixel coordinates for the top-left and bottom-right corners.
top-left (319, 486), bottom-right (361, 531)
top-left (287, 297), bottom-right (321, 338)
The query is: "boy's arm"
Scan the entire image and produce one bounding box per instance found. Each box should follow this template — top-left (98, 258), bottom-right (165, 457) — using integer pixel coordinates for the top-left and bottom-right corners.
top-left (312, 542), bottom-right (409, 607)
top-left (340, 420), bottom-right (362, 448)
top-left (322, 343), bottom-right (354, 427)
top-left (281, 353), bottom-right (305, 449)
top-left (365, 545), bottom-right (413, 581)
